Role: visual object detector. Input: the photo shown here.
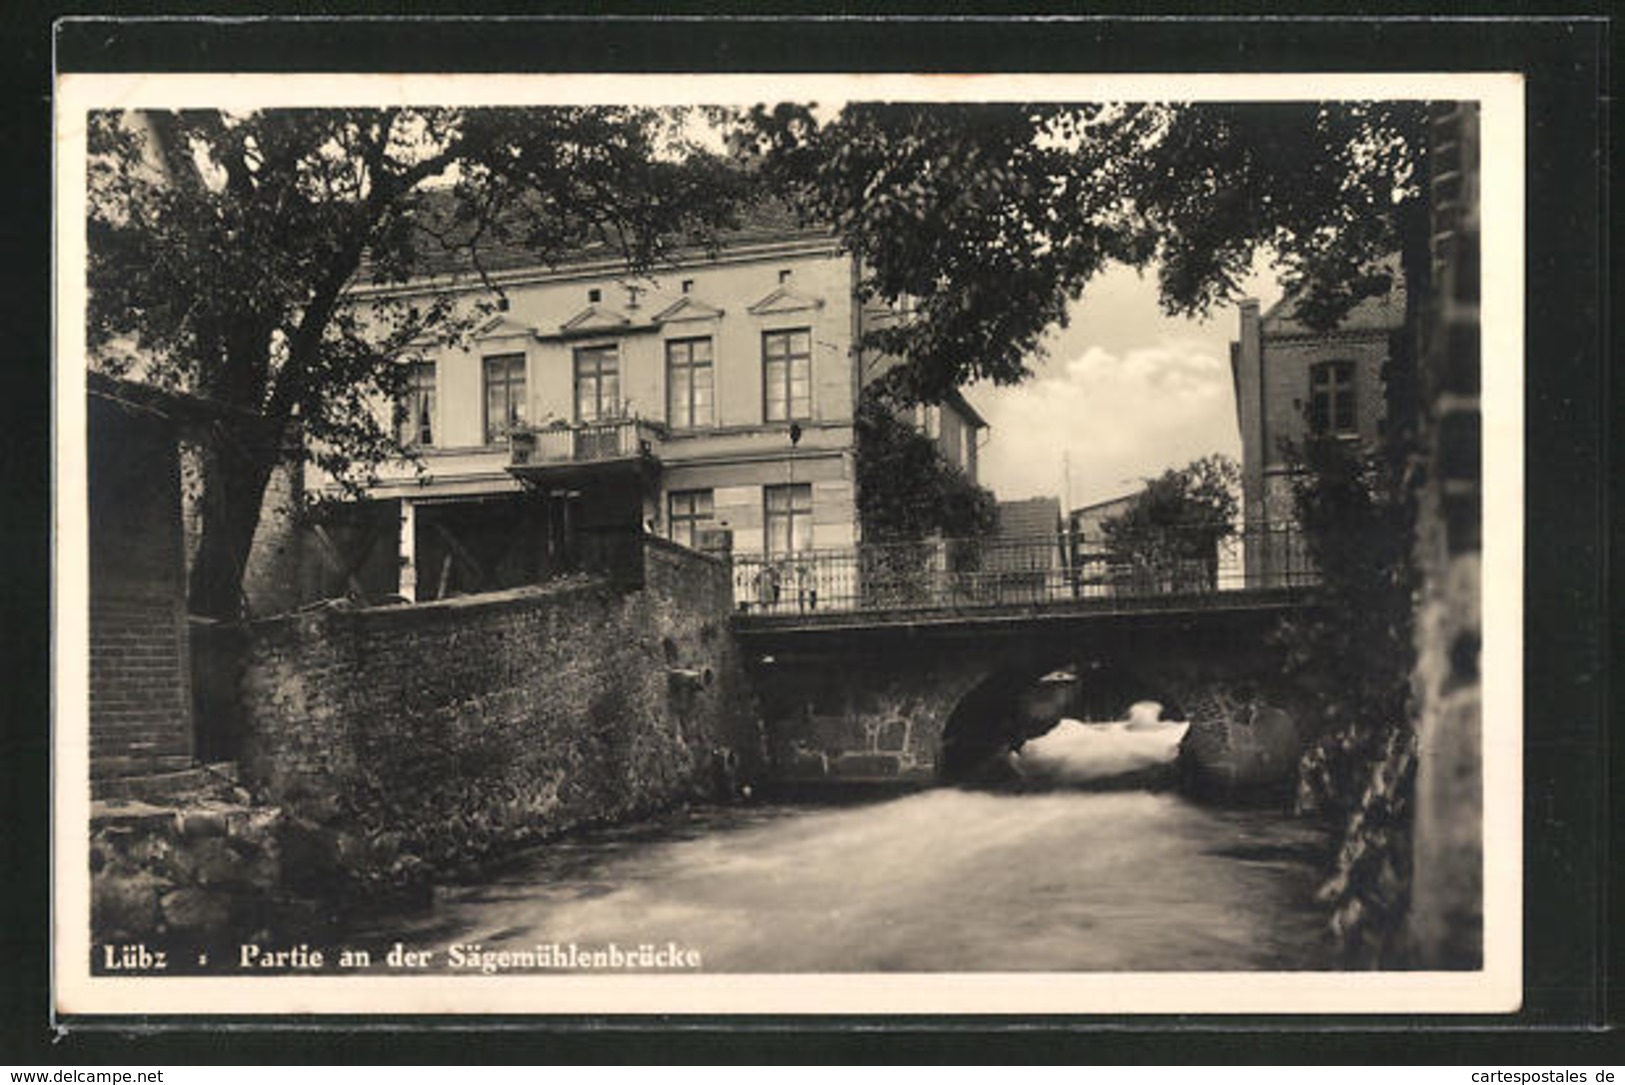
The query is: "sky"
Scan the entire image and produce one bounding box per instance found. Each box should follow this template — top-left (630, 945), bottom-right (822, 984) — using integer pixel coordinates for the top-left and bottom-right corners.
top-left (968, 262), bottom-right (1282, 512)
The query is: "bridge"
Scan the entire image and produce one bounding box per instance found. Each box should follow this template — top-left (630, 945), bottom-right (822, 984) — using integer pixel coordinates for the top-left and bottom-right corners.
top-left (726, 524), bottom-right (1326, 792)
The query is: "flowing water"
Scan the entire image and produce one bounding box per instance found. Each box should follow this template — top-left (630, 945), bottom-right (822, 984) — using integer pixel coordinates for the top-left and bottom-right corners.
top-left (348, 787), bottom-right (1336, 973)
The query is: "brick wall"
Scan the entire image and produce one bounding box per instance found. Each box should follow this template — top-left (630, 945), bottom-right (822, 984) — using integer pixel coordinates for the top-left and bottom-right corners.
top-left (1407, 102), bottom-right (1483, 968)
top-left (1257, 327), bottom-right (1397, 474)
top-left (89, 397), bottom-right (194, 780)
top-left (232, 537), bottom-right (760, 883)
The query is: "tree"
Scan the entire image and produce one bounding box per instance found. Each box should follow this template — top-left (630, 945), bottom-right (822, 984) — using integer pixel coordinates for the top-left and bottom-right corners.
top-left (747, 101), bottom-right (1436, 962)
top-left (1100, 454), bottom-right (1240, 593)
top-left (854, 387), bottom-right (997, 544)
top-left (88, 107), bottom-right (749, 620)
top-left (740, 101), bottom-right (1429, 406)
top-left (852, 386), bottom-right (997, 608)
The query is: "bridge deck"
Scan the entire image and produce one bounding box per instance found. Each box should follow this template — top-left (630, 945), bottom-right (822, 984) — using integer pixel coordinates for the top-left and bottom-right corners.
top-left (729, 528), bottom-right (1318, 637)
top-left (732, 585), bottom-right (1319, 637)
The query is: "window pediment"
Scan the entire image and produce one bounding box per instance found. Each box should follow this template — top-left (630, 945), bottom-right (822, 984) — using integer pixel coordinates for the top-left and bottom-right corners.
top-left (747, 285), bottom-right (824, 316)
top-left (560, 303), bottom-right (634, 334)
top-left (652, 295), bottom-right (725, 324)
top-left (471, 313), bottom-right (536, 342)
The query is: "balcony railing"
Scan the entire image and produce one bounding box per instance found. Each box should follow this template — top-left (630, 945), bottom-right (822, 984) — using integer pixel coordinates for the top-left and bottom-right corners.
top-left (731, 522), bottom-right (1319, 616)
top-left (509, 417), bottom-right (666, 468)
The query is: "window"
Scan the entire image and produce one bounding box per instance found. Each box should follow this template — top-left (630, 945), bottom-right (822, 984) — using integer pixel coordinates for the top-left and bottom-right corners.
top-left (666, 337), bottom-right (714, 430)
top-left (1308, 360), bottom-right (1357, 436)
top-left (668, 489), bottom-right (715, 550)
top-left (574, 344), bottom-right (621, 423)
top-left (764, 483), bottom-right (813, 555)
top-left (397, 361), bottom-right (436, 447)
top-left (482, 353), bottom-right (526, 444)
top-left (763, 329), bottom-right (812, 422)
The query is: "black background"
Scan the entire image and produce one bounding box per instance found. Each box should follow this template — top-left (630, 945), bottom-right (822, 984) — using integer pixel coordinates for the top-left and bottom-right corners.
top-left (4, 6), bottom-right (1612, 1065)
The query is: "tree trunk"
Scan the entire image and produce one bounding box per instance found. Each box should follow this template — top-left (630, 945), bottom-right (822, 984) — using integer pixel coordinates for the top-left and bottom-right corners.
top-left (187, 427), bottom-right (279, 622)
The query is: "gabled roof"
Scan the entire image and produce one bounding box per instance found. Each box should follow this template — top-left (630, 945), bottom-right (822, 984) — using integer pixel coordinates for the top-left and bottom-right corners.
top-left (1260, 268), bottom-right (1407, 338)
top-left (945, 389), bottom-right (987, 430)
top-left (995, 496), bottom-right (1063, 540)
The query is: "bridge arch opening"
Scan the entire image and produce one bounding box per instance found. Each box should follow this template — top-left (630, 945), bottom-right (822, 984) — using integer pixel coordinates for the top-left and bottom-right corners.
top-left (938, 658), bottom-right (1189, 785)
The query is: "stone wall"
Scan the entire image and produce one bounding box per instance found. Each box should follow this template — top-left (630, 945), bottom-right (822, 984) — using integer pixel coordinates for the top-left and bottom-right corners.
top-left (748, 614), bottom-right (1311, 794)
top-left (232, 537), bottom-right (761, 889)
top-left (91, 782), bottom-right (293, 958)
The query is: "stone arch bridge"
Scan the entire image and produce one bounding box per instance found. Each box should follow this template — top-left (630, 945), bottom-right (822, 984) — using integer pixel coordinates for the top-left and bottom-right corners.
top-left (734, 588), bottom-right (1323, 795)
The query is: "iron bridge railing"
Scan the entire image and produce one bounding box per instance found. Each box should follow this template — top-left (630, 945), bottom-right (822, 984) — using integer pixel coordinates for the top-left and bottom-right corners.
top-left (731, 521), bottom-right (1318, 616)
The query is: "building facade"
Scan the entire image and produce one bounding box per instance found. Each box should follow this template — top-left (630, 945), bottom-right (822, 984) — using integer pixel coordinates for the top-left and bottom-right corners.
top-left (1230, 278), bottom-right (1406, 584)
top-left (316, 214), bottom-right (985, 605)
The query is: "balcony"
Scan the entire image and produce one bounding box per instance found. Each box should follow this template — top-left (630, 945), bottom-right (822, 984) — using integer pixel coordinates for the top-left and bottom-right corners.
top-left (506, 417), bottom-right (665, 489)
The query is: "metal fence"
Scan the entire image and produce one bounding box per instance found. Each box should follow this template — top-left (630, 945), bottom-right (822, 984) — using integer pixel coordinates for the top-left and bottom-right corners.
top-left (730, 522), bottom-right (1317, 615)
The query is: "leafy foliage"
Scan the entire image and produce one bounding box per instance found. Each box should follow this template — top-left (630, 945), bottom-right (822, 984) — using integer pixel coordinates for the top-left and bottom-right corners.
top-left (854, 387), bottom-right (997, 543)
top-left (1282, 437), bottom-right (1418, 741)
top-left (88, 107), bottom-right (748, 618)
top-left (740, 101), bottom-right (1430, 404)
top-left (1281, 433), bottom-right (1420, 966)
top-left (745, 100), bottom-right (1437, 963)
top-left (1101, 455), bottom-right (1239, 546)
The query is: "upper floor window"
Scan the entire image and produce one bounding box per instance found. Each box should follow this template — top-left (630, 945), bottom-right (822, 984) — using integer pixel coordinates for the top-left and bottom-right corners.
top-left (917, 404), bottom-right (941, 440)
top-left (1308, 360), bottom-right (1356, 436)
top-left (668, 489), bottom-right (715, 550)
top-left (666, 337), bottom-right (714, 430)
top-left (763, 328), bottom-right (812, 423)
top-left (397, 361), bottom-right (436, 448)
top-left (482, 353), bottom-right (526, 444)
top-left (574, 343), bottom-right (621, 423)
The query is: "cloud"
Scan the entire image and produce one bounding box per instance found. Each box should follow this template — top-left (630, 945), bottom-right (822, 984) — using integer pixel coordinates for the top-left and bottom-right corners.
top-left (960, 260), bottom-right (1276, 507)
top-left (972, 336), bottom-right (1240, 507)
top-left (1064, 340), bottom-right (1228, 399)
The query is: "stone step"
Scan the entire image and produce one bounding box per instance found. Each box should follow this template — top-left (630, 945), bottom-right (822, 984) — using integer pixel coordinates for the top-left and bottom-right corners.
top-left (91, 761), bottom-right (241, 802)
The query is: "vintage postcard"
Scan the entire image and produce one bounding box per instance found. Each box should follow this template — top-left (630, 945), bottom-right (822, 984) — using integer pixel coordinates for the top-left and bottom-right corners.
top-left (53, 69), bottom-right (1523, 1018)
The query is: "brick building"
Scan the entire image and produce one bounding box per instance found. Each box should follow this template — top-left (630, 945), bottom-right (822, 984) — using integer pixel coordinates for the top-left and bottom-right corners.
top-left (1230, 274), bottom-right (1406, 584)
top-left (86, 373), bottom-right (210, 789)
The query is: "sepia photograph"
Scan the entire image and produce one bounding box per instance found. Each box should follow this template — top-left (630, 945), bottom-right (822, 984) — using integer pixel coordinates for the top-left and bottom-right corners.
top-left (53, 69), bottom-right (1523, 1018)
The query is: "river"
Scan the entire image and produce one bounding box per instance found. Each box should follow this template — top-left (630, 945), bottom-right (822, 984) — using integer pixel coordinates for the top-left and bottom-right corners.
top-left (347, 787), bottom-right (1336, 972)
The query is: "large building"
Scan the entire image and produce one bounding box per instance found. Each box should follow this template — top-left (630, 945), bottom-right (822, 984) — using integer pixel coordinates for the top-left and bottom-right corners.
top-left (312, 207), bottom-right (986, 606)
top-left (1230, 277), bottom-right (1406, 584)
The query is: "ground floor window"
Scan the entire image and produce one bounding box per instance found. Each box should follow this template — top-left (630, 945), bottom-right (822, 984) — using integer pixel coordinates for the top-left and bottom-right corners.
top-left (668, 489), bottom-right (715, 550)
top-left (764, 482), bottom-right (813, 555)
